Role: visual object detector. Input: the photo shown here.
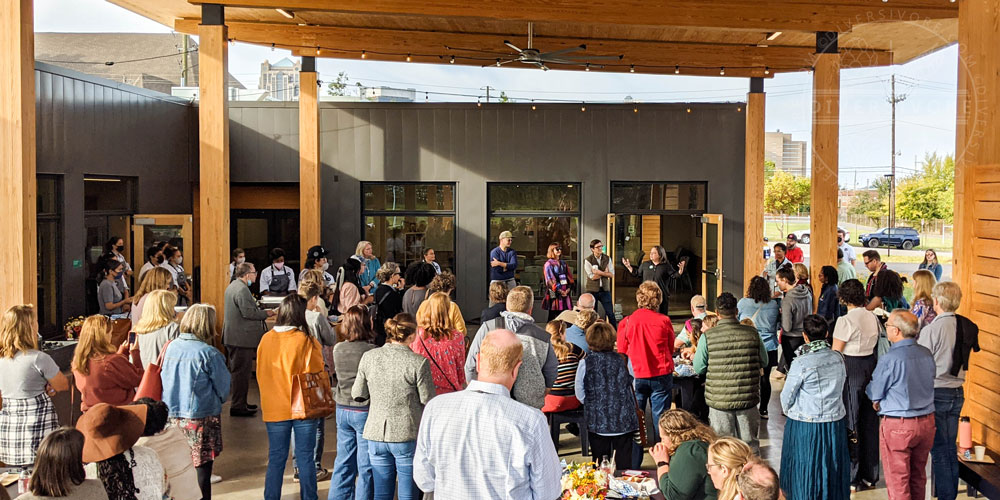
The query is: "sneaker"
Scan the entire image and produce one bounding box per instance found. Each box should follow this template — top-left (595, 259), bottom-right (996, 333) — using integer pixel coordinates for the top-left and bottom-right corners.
top-left (760, 409), bottom-right (769, 419)
top-left (293, 471), bottom-right (299, 483)
top-left (316, 468), bottom-right (331, 482)
top-left (210, 474), bottom-right (222, 484)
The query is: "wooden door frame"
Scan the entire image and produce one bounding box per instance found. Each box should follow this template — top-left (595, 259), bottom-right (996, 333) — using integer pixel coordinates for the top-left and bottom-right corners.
top-left (701, 214), bottom-right (724, 299)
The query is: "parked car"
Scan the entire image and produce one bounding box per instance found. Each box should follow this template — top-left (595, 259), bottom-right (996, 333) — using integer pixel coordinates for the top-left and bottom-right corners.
top-left (859, 227), bottom-right (921, 250)
top-left (790, 226), bottom-right (850, 244)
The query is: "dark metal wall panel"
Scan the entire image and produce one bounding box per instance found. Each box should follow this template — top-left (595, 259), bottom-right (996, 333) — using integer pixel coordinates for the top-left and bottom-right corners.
top-left (34, 62), bottom-right (195, 321)
top-left (228, 102), bottom-right (745, 314)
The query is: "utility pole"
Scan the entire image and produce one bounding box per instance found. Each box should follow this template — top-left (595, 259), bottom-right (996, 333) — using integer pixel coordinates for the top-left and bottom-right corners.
top-left (481, 85), bottom-right (494, 103)
top-left (181, 34), bottom-right (189, 87)
top-left (887, 73), bottom-right (907, 256)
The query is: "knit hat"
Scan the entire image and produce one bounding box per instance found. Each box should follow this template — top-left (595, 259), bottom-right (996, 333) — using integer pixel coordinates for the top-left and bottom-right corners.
top-left (76, 403), bottom-right (148, 463)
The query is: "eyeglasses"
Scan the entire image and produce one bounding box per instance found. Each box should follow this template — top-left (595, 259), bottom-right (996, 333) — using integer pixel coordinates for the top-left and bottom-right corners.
top-left (706, 463), bottom-right (723, 472)
top-left (555, 247), bottom-right (563, 251)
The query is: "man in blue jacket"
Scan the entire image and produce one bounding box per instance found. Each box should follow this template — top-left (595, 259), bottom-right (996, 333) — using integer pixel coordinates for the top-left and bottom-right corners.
top-left (489, 230), bottom-right (518, 291)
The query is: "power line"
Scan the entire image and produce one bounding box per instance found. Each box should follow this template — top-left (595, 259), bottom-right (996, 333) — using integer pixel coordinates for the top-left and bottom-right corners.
top-left (38, 49), bottom-right (197, 66)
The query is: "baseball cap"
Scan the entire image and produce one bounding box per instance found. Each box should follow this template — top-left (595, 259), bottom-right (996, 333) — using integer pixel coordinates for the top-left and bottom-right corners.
top-left (786, 234), bottom-right (798, 242)
top-left (499, 230), bottom-right (514, 240)
top-left (307, 245), bottom-right (328, 259)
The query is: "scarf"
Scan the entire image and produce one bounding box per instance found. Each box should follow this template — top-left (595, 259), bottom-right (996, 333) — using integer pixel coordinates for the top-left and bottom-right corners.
top-left (795, 339), bottom-right (830, 357)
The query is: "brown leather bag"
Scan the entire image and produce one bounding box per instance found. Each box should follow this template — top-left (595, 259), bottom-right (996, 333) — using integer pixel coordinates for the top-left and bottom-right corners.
top-left (134, 340), bottom-right (171, 402)
top-left (290, 340), bottom-right (335, 420)
top-left (110, 319), bottom-right (132, 347)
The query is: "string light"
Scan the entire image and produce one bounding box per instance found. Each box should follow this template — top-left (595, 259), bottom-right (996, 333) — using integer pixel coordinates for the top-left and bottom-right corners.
top-left (361, 50), bottom-right (367, 59)
top-left (674, 65), bottom-right (680, 74)
top-left (630, 65), bottom-right (635, 73)
top-left (764, 66), bottom-right (770, 75)
top-left (686, 108), bottom-right (692, 113)
top-left (316, 46), bottom-right (322, 55)
top-left (449, 55), bottom-right (455, 64)
top-left (271, 43), bottom-right (275, 51)
top-left (406, 53), bottom-right (413, 62)
top-left (476, 98), bottom-right (481, 107)
top-left (737, 107), bottom-right (742, 112)
top-left (585, 63), bottom-right (591, 71)
top-left (720, 67), bottom-right (726, 75)
top-left (581, 103), bottom-right (586, 112)
top-left (633, 106), bottom-right (638, 113)
top-left (531, 100), bottom-right (536, 111)
top-left (496, 59), bottom-right (502, 67)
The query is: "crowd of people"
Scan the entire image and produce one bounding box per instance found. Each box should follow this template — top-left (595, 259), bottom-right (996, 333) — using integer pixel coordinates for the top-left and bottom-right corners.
top-left (0, 230), bottom-right (978, 500)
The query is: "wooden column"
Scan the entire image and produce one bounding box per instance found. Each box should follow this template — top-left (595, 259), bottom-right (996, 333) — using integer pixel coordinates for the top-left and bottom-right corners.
top-left (198, 4), bottom-right (230, 314)
top-left (0, 0), bottom-right (36, 313)
top-left (955, 0), bottom-right (1000, 452)
top-left (299, 56), bottom-right (321, 263)
top-left (809, 32), bottom-right (840, 304)
top-left (744, 78), bottom-right (765, 290)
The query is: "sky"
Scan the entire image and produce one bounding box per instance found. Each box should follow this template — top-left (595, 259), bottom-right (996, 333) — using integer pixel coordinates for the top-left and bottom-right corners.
top-left (34, 0), bottom-right (960, 188)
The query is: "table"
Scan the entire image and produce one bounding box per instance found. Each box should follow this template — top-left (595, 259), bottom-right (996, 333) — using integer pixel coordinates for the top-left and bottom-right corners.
top-left (959, 449), bottom-right (1000, 499)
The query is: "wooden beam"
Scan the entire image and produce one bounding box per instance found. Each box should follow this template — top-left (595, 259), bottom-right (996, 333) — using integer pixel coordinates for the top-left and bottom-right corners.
top-left (956, 0), bottom-right (1000, 453)
top-left (809, 51), bottom-right (840, 306)
top-left (744, 84), bottom-right (765, 291)
top-left (184, 0), bottom-right (958, 32)
top-left (198, 19), bottom-right (231, 318)
top-left (0, 0), bottom-right (36, 313)
top-left (174, 19), bottom-right (892, 77)
top-left (299, 59), bottom-right (321, 264)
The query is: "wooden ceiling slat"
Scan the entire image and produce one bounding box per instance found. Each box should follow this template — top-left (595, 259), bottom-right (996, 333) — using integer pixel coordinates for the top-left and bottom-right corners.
top-left (173, 19), bottom-right (892, 76)
top-left (182, 0), bottom-right (958, 32)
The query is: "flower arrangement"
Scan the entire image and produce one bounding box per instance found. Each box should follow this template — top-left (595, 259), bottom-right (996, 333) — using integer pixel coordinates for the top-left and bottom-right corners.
top-left (561, 462), bottom-right (609, 500)
top-left (63, 316), bottom-right (87, 339)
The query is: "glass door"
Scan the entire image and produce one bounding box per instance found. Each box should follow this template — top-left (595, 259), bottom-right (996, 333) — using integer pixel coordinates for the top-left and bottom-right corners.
top-left (701, 214), bottom-right (723, 310)
top-left (132, 214), bottom-right (193, 290)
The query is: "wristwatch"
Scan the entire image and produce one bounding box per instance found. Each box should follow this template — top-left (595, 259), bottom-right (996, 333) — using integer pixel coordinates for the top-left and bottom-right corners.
top-left (656, 461), bottom-right (669, 468)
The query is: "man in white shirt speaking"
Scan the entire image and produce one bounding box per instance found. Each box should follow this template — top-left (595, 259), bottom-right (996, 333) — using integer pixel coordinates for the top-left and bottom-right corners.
top-left (414, 329), bottom-right (562, 499)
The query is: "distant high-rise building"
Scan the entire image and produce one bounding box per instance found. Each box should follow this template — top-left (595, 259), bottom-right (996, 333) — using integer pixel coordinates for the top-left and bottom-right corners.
top-left (765, 131), bottom-right (808, 176)
top-left (259, 57), bottom-right (301, 101)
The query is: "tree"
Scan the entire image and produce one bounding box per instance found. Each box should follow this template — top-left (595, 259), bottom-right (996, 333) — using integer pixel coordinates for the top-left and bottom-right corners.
top-left (847, 190), bottom-right (883, 225)
top-left (326, 71), bottom-right (351, 96)
top-left (764, 160), bottom-right (776, 182)
top-left (764, 171), bottom-right (811, 235)
top-left (895, 153), bottom-right (955, 225)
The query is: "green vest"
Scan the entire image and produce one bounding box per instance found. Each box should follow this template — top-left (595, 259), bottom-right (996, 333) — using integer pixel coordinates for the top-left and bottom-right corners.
top-left (703, 319), bottom-right (762, 411)
top-left (585, 253), bottom-right (610, 292)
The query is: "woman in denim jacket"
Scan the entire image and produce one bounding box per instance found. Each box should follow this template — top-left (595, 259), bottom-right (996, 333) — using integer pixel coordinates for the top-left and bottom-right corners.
top-left (779, 315), bottom-right (850, 500)
top-left (160, 304), bottom-right (231, 500)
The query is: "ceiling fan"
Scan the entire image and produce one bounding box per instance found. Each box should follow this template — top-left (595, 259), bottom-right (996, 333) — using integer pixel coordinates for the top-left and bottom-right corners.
top-left (449, 22), bottom-right (624, 71)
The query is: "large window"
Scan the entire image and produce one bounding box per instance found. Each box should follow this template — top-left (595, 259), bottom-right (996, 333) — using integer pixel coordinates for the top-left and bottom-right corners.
top-left (37, 176), bottom-right (62, 338)
top-left (488, 183), bottom-right (581, 298)
top-left (362, 183), bottom-right (456, 273)
top-left (611, 182), bottom-right (707, 213)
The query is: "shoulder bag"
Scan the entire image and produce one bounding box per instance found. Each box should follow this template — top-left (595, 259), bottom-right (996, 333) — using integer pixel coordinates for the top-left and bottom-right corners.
top-left (626, 379), bottom-right (648, 448)
top-left (134, 339), bottom-right (172, 401)
top-left (418, 333), bottom-right (460, 391)
top-left (291, 338), bottom-right (336, 420)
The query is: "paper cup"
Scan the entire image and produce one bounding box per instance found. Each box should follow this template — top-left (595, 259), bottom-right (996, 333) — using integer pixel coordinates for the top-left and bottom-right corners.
top-left (974, 445), bottom-right (986, 461)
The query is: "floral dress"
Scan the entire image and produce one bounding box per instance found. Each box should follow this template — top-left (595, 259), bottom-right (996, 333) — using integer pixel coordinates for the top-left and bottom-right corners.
top-left (410, 329), bottom-right (466, 395)
top-left (543, 258), bottom-right (574, 311)
top-left (911, 298), bottom-right (937, 331)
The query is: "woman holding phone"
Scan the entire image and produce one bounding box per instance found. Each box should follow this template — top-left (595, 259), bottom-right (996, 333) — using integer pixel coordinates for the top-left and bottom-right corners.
top-left (71, 315), bottom-right (144, 412)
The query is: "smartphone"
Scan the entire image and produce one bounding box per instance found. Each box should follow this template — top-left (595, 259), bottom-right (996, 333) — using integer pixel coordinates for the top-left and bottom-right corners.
top-left (128, 332), bottom-right (136, 344)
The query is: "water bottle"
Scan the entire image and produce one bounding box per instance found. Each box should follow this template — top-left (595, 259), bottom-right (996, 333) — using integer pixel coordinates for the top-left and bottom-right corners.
top-left (17, 467), bottom-right (30, 494)
top-left (959, 416), bottom-right (973, 451)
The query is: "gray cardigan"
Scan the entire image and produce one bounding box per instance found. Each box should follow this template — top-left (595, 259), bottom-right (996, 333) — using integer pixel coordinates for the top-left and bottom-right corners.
top-left (222, 279), bottom-right (269, 348)
top-left (352, 343), bottom-right (435, 442)
top-left (333, 341), bottom-right (377, 407)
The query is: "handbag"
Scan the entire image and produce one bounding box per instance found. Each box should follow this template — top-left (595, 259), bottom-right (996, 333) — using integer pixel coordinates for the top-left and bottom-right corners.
top-left (627, 379), bottom-right (649, 448)
top-left (876, 317), bottom-right (891, 358)
top-left (134, 339), bottom-right (172, 401)
top-left (418, 334), bottom-right (460, 391)
top-left (291, 340), bottom-right (336, 420)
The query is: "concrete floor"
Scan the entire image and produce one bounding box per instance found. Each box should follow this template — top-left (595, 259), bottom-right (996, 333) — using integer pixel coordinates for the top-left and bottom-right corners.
top-left (211, 372), bottom-right (978, 500)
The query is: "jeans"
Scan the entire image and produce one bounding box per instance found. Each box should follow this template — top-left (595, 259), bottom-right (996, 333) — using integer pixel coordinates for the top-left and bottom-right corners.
top-left (593, 290), bottom-right (618, 328)
top-left (880, 415), bottom-right (935, 500)
top-left (330, 408), bottom-right (374, 500)
top-left (293, 420), bottom-right (326, 472)
top-left (634, 375), bottom-right (673, 443)
top-left (760, 350), bottom-right (778, 414)
top-left (932, 387), bottom-right (965, 500)
top-left (709, 407), bottom-right (761, 454)
top-left (265, 419), bottom-right (319, 500)
top-left (368, 440), bottom-right (418, 500)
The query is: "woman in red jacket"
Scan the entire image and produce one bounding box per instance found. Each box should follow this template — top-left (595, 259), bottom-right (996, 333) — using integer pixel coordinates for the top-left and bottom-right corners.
top-left (71, 315), bottom-right (143, 412)
top-left (617, 281), bottom-right (676, 443)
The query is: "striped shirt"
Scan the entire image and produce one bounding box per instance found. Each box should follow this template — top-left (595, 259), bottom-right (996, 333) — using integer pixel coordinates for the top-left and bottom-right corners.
top-left (550, 343), bottom-right (585, 397)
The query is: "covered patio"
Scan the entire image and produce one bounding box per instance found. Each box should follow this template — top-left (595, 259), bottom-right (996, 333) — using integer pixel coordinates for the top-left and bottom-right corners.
top-left (3, 0), bottom-right (999, 494)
